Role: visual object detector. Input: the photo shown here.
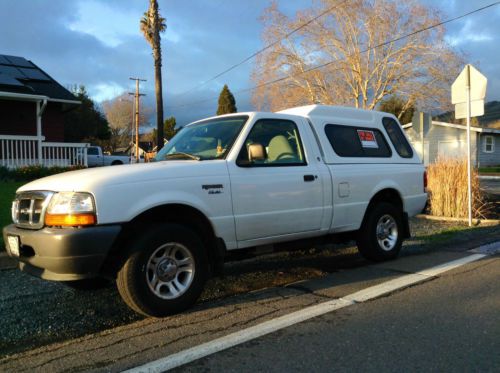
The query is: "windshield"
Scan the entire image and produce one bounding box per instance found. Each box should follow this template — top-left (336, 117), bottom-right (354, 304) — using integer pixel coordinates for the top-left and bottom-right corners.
top-left (155, 116), bottom-right (248, 161)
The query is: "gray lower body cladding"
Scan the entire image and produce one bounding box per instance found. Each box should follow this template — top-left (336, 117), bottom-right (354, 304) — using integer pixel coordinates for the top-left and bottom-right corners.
top-left (2, 224), bottom-right (121, 281)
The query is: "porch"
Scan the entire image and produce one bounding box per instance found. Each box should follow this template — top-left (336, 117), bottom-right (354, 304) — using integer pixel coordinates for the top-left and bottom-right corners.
top-left (0, 134), bottom-right (88, 168)
top-left (1, 54), bottom-right (88, 169)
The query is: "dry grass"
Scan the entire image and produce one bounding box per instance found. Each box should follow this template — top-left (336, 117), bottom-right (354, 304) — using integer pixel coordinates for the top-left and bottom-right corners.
top-left (427, 157), bottom-right (490, 219)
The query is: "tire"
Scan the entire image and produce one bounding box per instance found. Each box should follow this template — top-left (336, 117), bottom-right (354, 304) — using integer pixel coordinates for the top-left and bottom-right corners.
top-left (356, 202), bottom-right (403, 262)
top-left (64, 277), bottom-right (110, 291)
top-left (116, 224), bottom-right (208, 317)
top-left (111, 160), bottom-right (123, 165)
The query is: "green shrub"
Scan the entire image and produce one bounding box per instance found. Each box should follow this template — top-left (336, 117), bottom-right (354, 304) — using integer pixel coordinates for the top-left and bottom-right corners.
top-left (479, 166), bottom-right (500, 173)
top-left (0, 165), bottom-right (85, 182)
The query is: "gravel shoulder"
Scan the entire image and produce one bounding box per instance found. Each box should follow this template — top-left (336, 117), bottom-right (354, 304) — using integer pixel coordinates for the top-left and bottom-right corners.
top-left (0, 217), bottom-right (498, 357)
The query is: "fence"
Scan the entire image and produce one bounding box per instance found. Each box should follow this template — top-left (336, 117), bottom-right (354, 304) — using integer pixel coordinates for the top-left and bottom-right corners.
top-left (0, 135), bottom-right (88, 168)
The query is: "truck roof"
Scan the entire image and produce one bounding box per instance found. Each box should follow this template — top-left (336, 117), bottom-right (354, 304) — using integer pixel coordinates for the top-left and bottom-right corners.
top-left (190, 105), bottom-right (396, 130)
top-left (203, 105), bottom-right (392, 123)
top-left (278, 105), bottom-right (390, 124)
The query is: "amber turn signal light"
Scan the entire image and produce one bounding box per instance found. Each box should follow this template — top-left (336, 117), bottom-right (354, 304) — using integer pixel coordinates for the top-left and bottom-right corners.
top-left (45, 213), bottom-right (96, 227)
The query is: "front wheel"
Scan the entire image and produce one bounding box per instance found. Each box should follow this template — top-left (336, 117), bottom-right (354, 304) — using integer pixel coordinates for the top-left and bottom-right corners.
top-left (356, 202), bottom-right (403, 262)
top-left (116, 224), bottom-right (208, 317)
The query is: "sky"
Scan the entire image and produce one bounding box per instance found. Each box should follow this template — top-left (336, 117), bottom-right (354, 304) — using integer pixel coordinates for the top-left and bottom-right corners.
top-left (1, 0), bottom-right (500, 128)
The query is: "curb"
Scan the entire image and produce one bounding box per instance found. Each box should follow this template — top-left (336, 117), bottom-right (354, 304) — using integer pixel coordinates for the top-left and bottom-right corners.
top-left (416, 214), bottom-right (500, 225)
top-left (479, 175), bottom-right (500, 180)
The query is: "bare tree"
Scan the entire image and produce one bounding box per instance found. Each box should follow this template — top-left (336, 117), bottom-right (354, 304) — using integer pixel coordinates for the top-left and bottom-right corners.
top-left (252, 0), bottom-right (465, 119)
top-left (141, 0), bottom-right (166, 150)
top-left (102, 93), bottom-right (152, 151)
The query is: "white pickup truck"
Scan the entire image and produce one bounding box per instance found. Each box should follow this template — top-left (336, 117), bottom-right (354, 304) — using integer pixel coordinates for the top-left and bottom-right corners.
top-left (3, 105), bottom-right (427, 317)
top-left (86, 145), bottom-right (131, 167)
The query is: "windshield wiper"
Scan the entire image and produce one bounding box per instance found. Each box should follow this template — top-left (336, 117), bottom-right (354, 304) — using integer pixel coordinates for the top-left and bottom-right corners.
top-left (164, 152), bottom-right (201, 161)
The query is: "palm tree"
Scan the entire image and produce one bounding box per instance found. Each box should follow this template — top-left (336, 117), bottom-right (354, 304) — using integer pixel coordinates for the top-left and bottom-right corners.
top-left (140, 0), bottom-right (167, 150)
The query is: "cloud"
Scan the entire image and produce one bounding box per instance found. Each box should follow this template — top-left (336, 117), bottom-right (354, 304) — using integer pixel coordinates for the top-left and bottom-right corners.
top-left (445, 19), bottom-right (493, 46)
top-left (68, 0), bottom-right (181, 47)
top-left (1, 0), bottom-right (499, 125)
top-left (89, 82), bottom-right (127, 102)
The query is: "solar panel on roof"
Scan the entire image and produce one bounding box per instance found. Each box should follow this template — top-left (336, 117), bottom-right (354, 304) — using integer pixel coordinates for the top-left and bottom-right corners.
top-left (19, 68), bottom-right (50, 81)
top-left (4, 55), bottom-right (34, 68)
top-left (0, 55), bottom-right (11, 64)
top-left (0, 73), bottom-right (24, 87)
top-left (0, 65), bottom-right (26, 79)
top-left (0, 54), bottom-right (77, 101)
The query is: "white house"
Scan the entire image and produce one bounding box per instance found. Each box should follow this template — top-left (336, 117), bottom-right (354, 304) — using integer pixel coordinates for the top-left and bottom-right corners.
top-left (403, 113), bottom-right (500, 167)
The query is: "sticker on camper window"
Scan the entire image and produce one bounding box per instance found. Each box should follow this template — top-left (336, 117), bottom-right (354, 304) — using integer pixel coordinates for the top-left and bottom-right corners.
top-left (357, 130), bottom-right (378, 148)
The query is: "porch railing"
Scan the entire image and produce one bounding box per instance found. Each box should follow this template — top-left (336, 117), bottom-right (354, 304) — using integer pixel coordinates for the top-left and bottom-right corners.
top-left (0, 135), bottom-right (88, 168)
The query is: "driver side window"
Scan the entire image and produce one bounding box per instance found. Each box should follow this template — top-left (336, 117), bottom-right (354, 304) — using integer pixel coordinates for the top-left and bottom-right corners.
top-left (238, 119), bottom-right (306, 166)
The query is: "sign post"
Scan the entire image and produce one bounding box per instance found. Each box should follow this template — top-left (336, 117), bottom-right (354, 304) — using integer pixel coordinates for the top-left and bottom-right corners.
top-left (451, 64), bottom-right (487, 226)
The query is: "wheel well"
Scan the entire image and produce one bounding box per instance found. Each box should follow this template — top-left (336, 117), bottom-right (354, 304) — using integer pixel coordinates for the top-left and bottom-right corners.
top-left (111, 160), bottom-right (123, 165)
top-left (104, 204), bottom-right (225, 277)
top-left (361, 188), bottom-right (404, 227)
top-left (358, 188), bottom-right (410, 242)
top-left (367, 188), bottom-right (403, 211)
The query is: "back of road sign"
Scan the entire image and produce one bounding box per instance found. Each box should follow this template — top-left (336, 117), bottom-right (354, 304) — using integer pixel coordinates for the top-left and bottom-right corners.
top-left (451, 64), bottom-right (487, 119)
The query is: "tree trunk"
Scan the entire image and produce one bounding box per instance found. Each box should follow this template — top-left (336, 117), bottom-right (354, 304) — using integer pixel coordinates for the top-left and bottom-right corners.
top-left (154, 54), bottom-right (164, 150)
top-left (151, 0), bottom-right (164, 150)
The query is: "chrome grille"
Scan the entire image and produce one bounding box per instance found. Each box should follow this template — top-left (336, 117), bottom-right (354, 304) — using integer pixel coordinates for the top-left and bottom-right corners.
top-left (12, 191), bottom-right (53, 229)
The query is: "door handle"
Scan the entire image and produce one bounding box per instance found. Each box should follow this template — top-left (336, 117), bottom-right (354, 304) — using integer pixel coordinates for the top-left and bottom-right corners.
top-left (303, 174), bottom-right (316, 182)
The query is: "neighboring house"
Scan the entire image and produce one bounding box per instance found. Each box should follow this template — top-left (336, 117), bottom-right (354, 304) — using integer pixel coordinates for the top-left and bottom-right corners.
top-left (0, 54), bottom-right (88, 167)
top-left (123, 142), bottom-right (152, 162)
top-left (403, 113), bottom-right (500, 167)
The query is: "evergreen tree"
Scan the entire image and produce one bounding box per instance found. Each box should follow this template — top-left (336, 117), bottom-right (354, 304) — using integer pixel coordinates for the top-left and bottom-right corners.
top-left (163, 116), bottom-right (177, 140)
top-left (379, 95), bottom-right (415, 124)
top-left (151, 116), bottom-right (178, 146)
top-left (64, 86), bottom-right (111, 142)
top-left (217, 84), bottom-right (237, 115)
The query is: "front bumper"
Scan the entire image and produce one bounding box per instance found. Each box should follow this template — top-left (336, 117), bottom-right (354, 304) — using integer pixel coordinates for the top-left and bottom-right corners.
top-left (2, 224), bottom-right (121, 281)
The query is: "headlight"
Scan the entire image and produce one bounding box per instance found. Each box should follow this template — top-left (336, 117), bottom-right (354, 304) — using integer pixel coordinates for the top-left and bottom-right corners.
top-left (45, 192), bottom-right (96, 226)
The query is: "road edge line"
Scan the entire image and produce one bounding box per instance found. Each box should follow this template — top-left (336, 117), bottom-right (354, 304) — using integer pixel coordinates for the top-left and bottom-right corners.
top-left (415, 253), bottom-right (486, 277)
top-left (123, 253), bottom-right (488, 373)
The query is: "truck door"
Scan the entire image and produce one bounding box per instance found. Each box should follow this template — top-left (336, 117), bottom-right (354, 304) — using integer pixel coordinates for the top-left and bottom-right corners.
top-left (86, 146), bottom-right (100, 167)
top-left (228, 117), bottom-right (325, 243)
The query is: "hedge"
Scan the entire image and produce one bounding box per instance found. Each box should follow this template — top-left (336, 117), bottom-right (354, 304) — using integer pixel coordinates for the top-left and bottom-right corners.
top-left (0, 165), bottom-right (85, 182)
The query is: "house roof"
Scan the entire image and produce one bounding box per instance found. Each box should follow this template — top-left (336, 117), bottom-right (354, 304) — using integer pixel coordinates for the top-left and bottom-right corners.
top-left (0, 54), bottom-right (79, 104)
top-left (403, 120), bottom-right (500, 135)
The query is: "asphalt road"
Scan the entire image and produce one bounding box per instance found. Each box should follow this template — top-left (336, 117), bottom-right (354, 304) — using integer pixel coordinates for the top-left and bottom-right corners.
top-left (0, 220), bottom-right (499, 372)
top-left (1, 245), bottom-right (499, 372)
top-left (181, 256), bottom-right (500, 373)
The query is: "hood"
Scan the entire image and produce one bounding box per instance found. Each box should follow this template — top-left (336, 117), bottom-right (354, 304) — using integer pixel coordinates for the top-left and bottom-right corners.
top-left (17, 160), bottom-right (228, 193)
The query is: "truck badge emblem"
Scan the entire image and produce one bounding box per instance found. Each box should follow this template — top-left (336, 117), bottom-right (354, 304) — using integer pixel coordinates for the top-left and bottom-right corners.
top-left (202, 184), bottom-right (224, 194)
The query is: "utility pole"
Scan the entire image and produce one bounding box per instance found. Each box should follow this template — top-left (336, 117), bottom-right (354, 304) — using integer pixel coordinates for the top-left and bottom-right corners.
top-left (129, 78), bottom-right (146, 163)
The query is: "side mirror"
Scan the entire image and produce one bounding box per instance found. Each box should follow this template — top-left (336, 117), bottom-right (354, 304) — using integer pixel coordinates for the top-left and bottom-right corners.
top-left (248, 143), bottom-right (266, 162)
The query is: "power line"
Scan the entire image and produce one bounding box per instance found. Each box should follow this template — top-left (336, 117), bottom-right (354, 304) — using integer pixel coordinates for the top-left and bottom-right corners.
top-left (167, 1), bottom-right (500, 111)
top-left (174, 0), bottom-right (349, 99)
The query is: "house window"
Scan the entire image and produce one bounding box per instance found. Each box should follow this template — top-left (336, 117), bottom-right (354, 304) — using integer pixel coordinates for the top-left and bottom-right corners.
top-left (484, 136), bottom-right (494, 153)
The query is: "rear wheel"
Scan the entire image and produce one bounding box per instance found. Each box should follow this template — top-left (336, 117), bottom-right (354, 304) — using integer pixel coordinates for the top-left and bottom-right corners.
top-left (116, 224), bottom-right (208, 317)
top-left (356, 202), bottom-right (403, 262)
